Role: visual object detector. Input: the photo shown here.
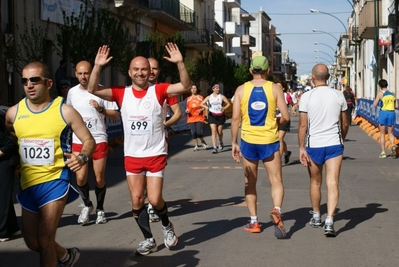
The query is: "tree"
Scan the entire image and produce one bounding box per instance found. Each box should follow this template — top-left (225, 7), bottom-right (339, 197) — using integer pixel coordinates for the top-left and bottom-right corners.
top-left (55, 0), bottom-right (135, 74)
top-left (137, 31), bottom-right (187, 83)
top-left (3, 18), bottom-right (52, 75)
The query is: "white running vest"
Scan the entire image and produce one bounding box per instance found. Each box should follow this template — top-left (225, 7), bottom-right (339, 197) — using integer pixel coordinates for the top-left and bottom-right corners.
top-left (66, 85), bottom-right (118, 144)
top-left (208, 94), bottom-right (223, 115)
top-left (121, 85), bottom-right (167, 157)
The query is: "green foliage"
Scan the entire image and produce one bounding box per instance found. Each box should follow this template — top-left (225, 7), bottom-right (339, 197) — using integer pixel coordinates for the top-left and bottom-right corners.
top-left (140, 31), bottom-right (186, 83)
top-left (3, 18), bottom-right (52, 75)
top-left (55, 0), bottom-right (135, 74)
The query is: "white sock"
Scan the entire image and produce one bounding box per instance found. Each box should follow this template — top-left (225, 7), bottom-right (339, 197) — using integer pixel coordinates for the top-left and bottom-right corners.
top-left (325, 216), bottom-right (333, 224)
top-left (312, 211), bottom-right (321, 218)
top-left (274, 207), bottom-right (281, 213)
top-left (250, 216), bottom-right (258, 224)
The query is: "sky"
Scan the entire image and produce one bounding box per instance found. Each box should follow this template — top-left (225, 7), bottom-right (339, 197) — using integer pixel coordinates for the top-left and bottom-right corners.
top-left (240, 0), bottom-right (353, 75)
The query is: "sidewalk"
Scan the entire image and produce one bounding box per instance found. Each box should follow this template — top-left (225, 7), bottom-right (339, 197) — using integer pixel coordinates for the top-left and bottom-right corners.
top-left (1, 116), bottom-right (399, 267)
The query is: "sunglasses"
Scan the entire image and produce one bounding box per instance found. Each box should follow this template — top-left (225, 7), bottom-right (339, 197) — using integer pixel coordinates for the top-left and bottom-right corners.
top-left (21, 76), bottom-right (47, 85)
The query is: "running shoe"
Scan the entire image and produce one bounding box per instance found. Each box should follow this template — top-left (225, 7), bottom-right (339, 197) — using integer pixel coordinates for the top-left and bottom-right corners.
top-left (135, 238), bottom-right (157, 255)
top-left (0, 230), bottom-right (21, 242)
top-left (379, 152), bottom-right (387, 159)
top-left (162, 222), bottom-right (178, 248)
top-left (309, 217), bottom-right (322, 228)
top-left (270, 208), bottom-right (287, 239)
top-left (59, 247), bottom-right (80, 267)
top-left (218, 142), bottom-right (224, 151)
top-left (212, 147), bottom-right (218, 154)
top-left (284, 151), bottom-right (292, 164)
top-left (148, 207), bottom-right (160, 223)
top-left (193, 146), bottom-right (199, 151)
top-left (201, 141), bottom-right (208, 149)
top-left (244, 221), bottom-right (261, 233)
top-left (324, 222), bottom-right (337, 237)
top-left (77, 205), bottom-right (95, 224)
top-left (391, 145), bottom-right (397, 157)
top-left (95, 210), bottom-right (107, 224)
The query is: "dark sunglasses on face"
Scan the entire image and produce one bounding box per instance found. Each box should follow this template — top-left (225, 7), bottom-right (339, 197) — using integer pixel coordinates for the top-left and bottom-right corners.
top-left (21, 76), bottom-right (47, 85)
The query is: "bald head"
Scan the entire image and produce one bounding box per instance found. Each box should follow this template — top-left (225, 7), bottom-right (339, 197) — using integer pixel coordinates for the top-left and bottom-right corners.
top-left (312, 64), bottom-right (330, 84)
top-left (75, 60), bottom-right (92, 88)
top-left (128, 56), bottom-right (150, 89)
top-left (148, 57), bottom-right (160, 84)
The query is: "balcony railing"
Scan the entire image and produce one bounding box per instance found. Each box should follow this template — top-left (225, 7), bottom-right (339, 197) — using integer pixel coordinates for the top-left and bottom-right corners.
top-left (120, 0), bottom-right (196, 30)
top-left (181, 30), bottom-right (214, 51)
top-left (241, 35), bottom-right (255, 46)
top-left (214, 21), bottom-right (224, 41)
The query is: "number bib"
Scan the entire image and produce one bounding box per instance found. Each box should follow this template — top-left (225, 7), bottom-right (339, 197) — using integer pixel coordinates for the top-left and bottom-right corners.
top-left (128, 115), bottom-right (152, 135)
top-left (83, 117), bottom-right (97, 132)
top-left (20, 138), bottom-right (55, 165)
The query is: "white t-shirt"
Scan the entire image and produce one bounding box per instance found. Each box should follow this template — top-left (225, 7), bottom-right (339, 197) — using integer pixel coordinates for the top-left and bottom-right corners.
top-left (298, 86), bottom-right (347, 148)
top-left (66, 85), bottom-right (118, 144)
top-left (290, 92), bottom-right (298, 104)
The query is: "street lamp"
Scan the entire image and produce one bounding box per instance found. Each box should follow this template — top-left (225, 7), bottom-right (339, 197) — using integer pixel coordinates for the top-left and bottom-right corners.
top-left (310, 9), bottom-right (347, 34)
top-left (314, 42), bottom-right (336, 54)
top-left (314, 49), bottom-right (334, 62)
top-left (312, 29), bottom-right (339, 43)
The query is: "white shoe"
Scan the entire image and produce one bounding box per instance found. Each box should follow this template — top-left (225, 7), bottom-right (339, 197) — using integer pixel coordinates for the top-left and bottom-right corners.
top-left (201, 142), bottom-right (207, 149)
top-left (148, 208), bottom-right (160, 223)
top-left (193, 146), bottom-right (199, 151)
top-left (95, 210), bottom-right (107, 224)
top-left (78, 205), bottom-right (95, 224)
top-left (162, 222), bottom-right (178, 248)
top-left (135, 238), bottom-right (157, 255)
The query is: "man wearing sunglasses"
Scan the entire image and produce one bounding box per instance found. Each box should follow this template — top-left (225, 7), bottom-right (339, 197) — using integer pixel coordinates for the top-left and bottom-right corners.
top-left (5, 61), bottom-right (95, 266)
top-left (87, 43), bottom-right (191, 255)
top-left (66, 60), bottom-right (119, 226)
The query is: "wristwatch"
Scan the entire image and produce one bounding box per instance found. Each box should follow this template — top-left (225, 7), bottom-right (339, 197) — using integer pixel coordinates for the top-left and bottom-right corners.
top-left (78, 153), bottom-right (89, 165)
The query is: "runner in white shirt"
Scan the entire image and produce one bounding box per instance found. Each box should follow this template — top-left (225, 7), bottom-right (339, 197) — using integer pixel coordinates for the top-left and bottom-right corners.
top-left (298, 64), bottom-right (349, 237)
top-left (66, 60), bottom-right (119, 225)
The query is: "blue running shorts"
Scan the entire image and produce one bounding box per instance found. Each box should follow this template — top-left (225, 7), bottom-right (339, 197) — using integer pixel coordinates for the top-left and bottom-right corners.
top-left (240, 139), bottom-right (280, 161)
top-left (306, 145), bottom-right (344, 165)
top-left (378, 110), bottom-right (395, 126)
top-left (17, 180), bottom-right (80, 213)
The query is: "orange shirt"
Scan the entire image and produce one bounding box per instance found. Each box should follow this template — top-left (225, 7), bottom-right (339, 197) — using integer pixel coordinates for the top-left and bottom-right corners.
top-left (186, 94), bottom-right (205, 123)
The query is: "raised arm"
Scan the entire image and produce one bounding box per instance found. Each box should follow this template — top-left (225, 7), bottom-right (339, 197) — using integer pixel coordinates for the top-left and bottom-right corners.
top-left (87, 45), bottom-right (114, 101)
top-left (373, 91), bottom-right (382, 107)
top-left (221, 95), bottom-right (231, 112)
top-left (163, 43), bottom-right (192, 96)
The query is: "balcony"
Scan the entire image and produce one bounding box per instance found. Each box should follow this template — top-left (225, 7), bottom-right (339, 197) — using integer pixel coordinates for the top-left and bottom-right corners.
top-left (226, 53), bottom-right (240, 64)
top-left (114, 0), bottom-right (196, 31)
top-left (358, 0), bottom-right (382, 39)
top-left (181, 30), bottom-right (214, 52)
top-left (241, 11), bottom-right (255, 21)
top-left (224, 0), bottom-right (241, 8)
top-left (225, 21), bottom-right (240, 37)
top-left (214, 21), bottom-right (224, 41)
top-left (241, 35), bottom-right (255, 46)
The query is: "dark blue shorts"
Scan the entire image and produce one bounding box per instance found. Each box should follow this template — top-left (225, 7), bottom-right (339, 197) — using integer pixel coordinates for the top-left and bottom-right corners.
top-left (306, 145), bottom-right (344, 165)
top-left (17, 180), bottom-right (79, 213)
top-left (240, 139), bottom-right (280, 161)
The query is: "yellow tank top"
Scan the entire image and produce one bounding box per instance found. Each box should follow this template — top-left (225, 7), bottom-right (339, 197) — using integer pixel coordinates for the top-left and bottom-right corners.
top-left (240, 81), bottom-right (278, 144)
top-left (14, 97), bottom-right (72, 190)
top-left (380, 90), bottom-right (395, 111)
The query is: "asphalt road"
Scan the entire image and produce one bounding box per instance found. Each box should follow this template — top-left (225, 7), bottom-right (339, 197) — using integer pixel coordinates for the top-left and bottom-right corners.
top-left (1, 116), bottom-right (399, 267)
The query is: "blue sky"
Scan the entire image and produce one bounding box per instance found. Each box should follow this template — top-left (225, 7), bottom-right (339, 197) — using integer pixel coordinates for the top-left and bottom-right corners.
top-left (240, 0), bottom-right (352, 75)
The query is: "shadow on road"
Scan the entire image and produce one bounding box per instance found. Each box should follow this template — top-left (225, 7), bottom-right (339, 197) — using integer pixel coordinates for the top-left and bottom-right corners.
top-left (167, 196), bottom-right (245, 217)
top-left (335, 203), bottom-right (388, 236)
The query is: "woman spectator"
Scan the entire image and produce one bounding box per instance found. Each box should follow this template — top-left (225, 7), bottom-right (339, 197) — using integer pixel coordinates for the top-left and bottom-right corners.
top-left (185, 84), bottom-right (208, 151)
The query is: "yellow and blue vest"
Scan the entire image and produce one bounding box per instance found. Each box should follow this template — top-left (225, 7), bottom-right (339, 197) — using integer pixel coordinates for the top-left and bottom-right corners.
top-left (13, 97), bottom-right (72, 190)
top-left (380, 90), bottom-right (395, 111)
top-left (240, 81), bottom-right (278, 144)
